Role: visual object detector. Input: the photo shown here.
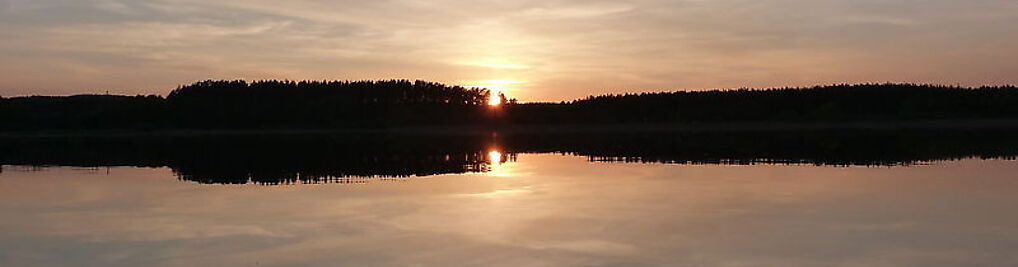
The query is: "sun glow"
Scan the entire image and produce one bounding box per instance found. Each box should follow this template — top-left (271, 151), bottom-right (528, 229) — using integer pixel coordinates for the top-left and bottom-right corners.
top-left (488, 150), bottom-right (503, 165)
top-left (466, 79), bottom-right (522, 106)
top-left (488, 88), bottom-right (503, 106)
top-left (465, 58), bottom-right (530, 70)
top-left (486, 149), bottom-right (511, 177)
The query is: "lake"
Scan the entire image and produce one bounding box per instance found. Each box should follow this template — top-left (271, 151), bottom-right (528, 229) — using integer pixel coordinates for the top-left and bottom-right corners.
top-left (2, 130), bottom-right (1017, 266)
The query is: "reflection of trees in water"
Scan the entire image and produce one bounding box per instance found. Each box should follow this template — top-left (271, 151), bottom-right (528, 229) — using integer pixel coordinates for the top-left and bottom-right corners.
top-left (173, 150), bottom-right (501, 185)
top-left (506, 130), bottom-right (1018, 167)
top-left (174, 146), bottom-right (517, 185)
top-left (1, 129), bottom-right (1016, 184)
top-left (0, 134), bottom-right (514, 185)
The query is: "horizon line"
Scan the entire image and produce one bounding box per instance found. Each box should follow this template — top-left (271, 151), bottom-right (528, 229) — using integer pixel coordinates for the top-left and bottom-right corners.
top-left (3, 80), bottom-right (1016, 104)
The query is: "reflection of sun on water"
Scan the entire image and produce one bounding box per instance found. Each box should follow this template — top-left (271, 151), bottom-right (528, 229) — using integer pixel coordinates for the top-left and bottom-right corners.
top-left (487, 149), bottom-right (510, 177)
top-left (489, 150), bottom-right (503, 165)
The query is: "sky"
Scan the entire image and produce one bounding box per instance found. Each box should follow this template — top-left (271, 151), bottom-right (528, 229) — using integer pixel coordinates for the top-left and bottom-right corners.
top-left (1, 0), bottom-right (1017, 101)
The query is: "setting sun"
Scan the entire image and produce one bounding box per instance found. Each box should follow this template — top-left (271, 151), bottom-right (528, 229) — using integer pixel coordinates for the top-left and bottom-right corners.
top-left (466, 79), bottom-right (521, 106)
top-left (488, 88), bottom-right (503, 106)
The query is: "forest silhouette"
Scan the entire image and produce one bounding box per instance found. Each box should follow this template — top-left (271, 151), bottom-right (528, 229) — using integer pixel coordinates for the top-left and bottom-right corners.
top-left (2, 80), bottom-right (492, 130)
top-left (3, 80), bottom-right (1018, 131)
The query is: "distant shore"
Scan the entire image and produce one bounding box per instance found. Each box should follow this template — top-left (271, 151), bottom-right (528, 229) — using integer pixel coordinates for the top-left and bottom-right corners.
top-left (7, 82), bottom-right (1018, 133)
top-left (5, 119), bottom-right (1018, 138)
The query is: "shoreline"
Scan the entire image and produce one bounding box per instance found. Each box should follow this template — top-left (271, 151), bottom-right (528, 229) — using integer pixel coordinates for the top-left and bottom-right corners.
top-left (4, 119), bottom-right (1018, 138)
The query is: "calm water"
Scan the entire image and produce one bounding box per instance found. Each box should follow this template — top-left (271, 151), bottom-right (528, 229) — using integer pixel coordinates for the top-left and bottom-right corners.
top-left (2, 131), bottom-right (1018, 266)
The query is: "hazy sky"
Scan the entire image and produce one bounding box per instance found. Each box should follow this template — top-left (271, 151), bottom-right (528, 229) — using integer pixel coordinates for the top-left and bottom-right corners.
top-left (1, 0), bottom-right (1017, 101)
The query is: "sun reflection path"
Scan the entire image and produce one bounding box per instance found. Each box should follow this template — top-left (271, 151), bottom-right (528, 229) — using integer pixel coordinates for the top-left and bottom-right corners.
top-left (489, 150), bottom-right (503, 165)
top-left (487, 149), bottom-right (512, 177)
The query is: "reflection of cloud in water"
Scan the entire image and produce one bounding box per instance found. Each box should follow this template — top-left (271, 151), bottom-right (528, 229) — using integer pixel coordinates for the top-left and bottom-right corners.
top-left (459, 187), bottom-right (531, 199)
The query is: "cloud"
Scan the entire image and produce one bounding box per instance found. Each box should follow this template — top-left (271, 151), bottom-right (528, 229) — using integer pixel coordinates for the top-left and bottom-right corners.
top-left (1, 0), bottom-right (1017, 100)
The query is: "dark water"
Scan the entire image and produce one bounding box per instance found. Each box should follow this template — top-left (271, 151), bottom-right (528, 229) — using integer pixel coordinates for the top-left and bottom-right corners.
top-left (2, 130), bottom-right (1017, 266)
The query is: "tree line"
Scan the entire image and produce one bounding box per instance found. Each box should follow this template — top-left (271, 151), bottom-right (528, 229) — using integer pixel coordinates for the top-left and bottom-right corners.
top-left (2, 81), bottom-right (1018, 130)
top-left (1, 79), bottom-right (494, 130)
top-left (504, 83), bottom-right (1018, 124)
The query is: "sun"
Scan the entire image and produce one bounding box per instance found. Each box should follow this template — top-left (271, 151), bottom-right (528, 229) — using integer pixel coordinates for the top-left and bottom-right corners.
top-left (488, 88), bottom-right (503, 106)
top-left (464, 79), bottom-right (521, 106)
